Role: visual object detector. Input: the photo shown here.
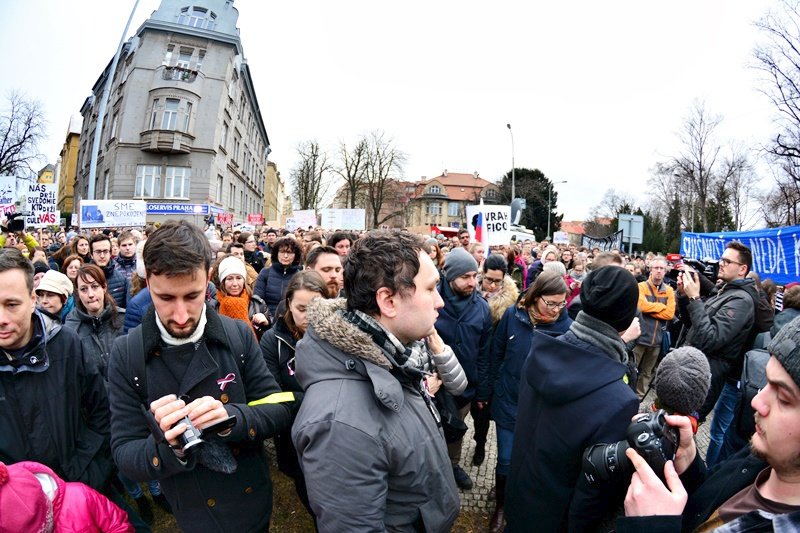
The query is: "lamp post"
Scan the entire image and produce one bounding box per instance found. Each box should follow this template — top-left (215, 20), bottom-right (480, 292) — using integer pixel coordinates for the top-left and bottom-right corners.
top-left (507, 124), bottom-right (515, 200)
top-left (547, 180), bottom-right (567, 241)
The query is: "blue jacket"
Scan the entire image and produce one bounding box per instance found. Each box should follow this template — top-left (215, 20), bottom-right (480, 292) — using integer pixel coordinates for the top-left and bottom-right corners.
top-left (489, 305), bottom-right (572, 430)
top-left (123, 288), bottom-right (151, 334)
top-left (101, 263), bottom-right (129, 310)
top-left (435, 281), bottom-right (492, 403)
top-left (506, 330), bottom-right (639, 532)
top-left (254, 263), bottom-right (302, 319)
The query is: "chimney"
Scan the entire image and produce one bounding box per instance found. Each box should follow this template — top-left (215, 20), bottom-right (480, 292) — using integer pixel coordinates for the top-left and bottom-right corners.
top-left (443, 169), bottom-right (448, 176)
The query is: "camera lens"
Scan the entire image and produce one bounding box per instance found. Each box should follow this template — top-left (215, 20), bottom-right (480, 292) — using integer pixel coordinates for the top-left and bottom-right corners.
top-left (177, 415), bottom-right (204, 450)
top-left (582, 440), bottom-right (631, 485)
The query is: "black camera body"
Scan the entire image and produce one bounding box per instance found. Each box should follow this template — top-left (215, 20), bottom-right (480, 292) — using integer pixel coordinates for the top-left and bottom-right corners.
top-left (583, 409), bottom-right (679, 485)
top-left (5, 212), bottom-right (29, 233)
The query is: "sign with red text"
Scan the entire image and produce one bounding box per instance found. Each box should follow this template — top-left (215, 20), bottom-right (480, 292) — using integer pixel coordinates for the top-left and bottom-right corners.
top-left (247, 213), bottom-right (263, 225)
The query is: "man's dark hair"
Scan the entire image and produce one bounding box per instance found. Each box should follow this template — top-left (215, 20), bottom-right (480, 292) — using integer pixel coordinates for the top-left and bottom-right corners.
top-left (726, 241), bottom-right (752, 275)
top-left (270, 237), bottom-right (303, 266)
top-left (328, 231), bottom-right (353, 249)
top-left (458, 229), bottom-right (469, 238)
top-left (0, 248), bottom-right (34, 292)
top-left (89, 234), bottom-right (111, 253)
top-left (345, 230), bottom-right (424, 316)
top-left (143, 220), bottom-right (211, 277)
top-left (117, 230), bottom-right (136, 244)
top-left (306, 245), bottom-right (339, 268)
top-left (266, 228), bottom-right (277, 236)
top-left (483, 253), bottom-right (508, 274)
top-left (228, 241), bottom-right (244, 253)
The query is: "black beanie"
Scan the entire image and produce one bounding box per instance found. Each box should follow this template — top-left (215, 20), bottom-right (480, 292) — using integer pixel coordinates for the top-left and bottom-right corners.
top-left (33, 261), bottom-right (50, 276)
top-left (580, 266), bottom-right (639, 331)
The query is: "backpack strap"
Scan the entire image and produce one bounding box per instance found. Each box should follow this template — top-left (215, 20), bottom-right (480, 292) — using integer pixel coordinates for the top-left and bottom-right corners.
top-left (126, 326), bottom-right (148, 405)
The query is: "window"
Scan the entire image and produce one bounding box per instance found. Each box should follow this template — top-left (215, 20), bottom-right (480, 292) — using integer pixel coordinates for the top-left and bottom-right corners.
top-left (448, 202), bottom-right (460, 217)
top-left (196, 50), bottom-right (205, 71)
top-left (176, 49), bottom-right (192, 69)
top-left (177, 6), bottom-right (217, 30)
top-left (485, 189), bottom-right (497, 199)
top-left (163, 45), bottom-right (174, 66)
top-left (183, 102), bottom-right (192, 131)
top-left (161, 98), bottom-right (179, 130)
top-left (429, 185), bottom-right (440, 194)
top-left (149, 99), bottom-right (159, 129)
top-left (221, 122), bottom-right (229, 150)
top-left (216, 175), bottom-right (224, 201)
top-left (229, 183), bottom-right (235, 206)
top-left (135, 165), bottom-right (160, 197)
top-left (427, 202), bottom-right (442, 215)
top-left (110, 112), bottom-right (118, 140)
top-left (233, 131), bottom-right (241, 163)
top-left (165, 167), bottom-right (190, 198)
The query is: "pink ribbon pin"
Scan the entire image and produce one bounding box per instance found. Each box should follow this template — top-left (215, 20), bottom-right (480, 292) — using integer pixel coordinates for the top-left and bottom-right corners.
top-left (217, 373), bottom-right (236, 391)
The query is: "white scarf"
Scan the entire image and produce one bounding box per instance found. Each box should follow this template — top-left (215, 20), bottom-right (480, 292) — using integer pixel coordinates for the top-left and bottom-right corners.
top-left (155, 304), bottom-right (207, 346)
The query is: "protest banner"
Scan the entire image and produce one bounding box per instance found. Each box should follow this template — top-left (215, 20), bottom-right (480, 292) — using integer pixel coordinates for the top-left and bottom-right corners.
top-left (287, 210), bottom-right (317, 231)
top-left (79, 200), bottom-right (146, 228)
top-left (465, 204), bottom-right (511, 247)
top-left (217, 212), bottom-right (234, 225)
top-left (553, 231), bottom-right (570, 245)
top-left (681, 225), bottom-right (800, 285)
top-left (247, 213), bottom-right (264, 225)
top-left (320, 208), bottom-right (365, 230)
top-left (581, 230), bottom-right (623, 251)
top-left (24, 183), bottom-right (58, 227)
top-left (0, 176), bottom-right (16, 215)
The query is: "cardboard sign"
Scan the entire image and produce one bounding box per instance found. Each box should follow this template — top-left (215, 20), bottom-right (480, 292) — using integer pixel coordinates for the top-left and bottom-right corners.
top-left (465, 204), bottom-right (511, 247)
top-left (25, 183), bottom-right (58, 228)
top-left (217, 212), bottom-right (234, 225)
top-left (247, 213), bottom-right (264, 225)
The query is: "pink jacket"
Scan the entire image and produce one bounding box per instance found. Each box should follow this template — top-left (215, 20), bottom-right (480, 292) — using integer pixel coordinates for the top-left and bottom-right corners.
top-left (13, 462), bottom-right (133, 533)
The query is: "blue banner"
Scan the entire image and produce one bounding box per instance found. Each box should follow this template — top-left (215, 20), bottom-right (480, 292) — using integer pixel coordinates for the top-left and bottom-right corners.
top-left (146, 203), bottom-right (209, 215)
top-left (680, 226), bottom-right (800, 285)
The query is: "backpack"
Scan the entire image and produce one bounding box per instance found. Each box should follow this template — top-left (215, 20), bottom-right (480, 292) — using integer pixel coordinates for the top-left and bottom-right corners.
top-left (733, 348), bottom-right (770, 440)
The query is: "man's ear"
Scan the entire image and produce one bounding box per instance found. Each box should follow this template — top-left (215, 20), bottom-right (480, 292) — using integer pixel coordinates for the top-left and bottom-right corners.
top-left (375, 287), bottom-right (398, 319)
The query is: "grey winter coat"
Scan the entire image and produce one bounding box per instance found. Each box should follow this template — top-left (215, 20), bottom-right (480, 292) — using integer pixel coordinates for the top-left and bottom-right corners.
top-left (405, 339), bottom-right (468, 396)
top-left (292, 298), bottom-right (460, 532)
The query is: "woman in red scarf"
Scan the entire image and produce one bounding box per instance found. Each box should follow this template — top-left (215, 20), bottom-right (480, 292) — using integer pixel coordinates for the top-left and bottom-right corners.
top-left (214, 256), bottom-right (269, 336)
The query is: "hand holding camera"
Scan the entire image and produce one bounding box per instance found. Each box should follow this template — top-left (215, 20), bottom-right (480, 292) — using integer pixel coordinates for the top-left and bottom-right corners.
top-left (151, 394), bottom-right (234, 450)
top-left (623, 448), bottom-right (688, 517)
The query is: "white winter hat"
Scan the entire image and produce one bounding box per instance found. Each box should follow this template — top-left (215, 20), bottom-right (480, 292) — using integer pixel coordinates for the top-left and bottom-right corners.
top-left (36, 270), bottom-right (73, 297)
top-left (218, 256), bottom-right (247, 283)
top-left (135, 240), bottom-right (146, 279)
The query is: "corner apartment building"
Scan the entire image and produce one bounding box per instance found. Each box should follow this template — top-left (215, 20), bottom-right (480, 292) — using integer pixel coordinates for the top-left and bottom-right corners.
top-left (57, 117), bottom-right (82, 215)
top-left (405, 171), bottom-right (499, 230)
top-left (75, 0), bottom-right (270, 224)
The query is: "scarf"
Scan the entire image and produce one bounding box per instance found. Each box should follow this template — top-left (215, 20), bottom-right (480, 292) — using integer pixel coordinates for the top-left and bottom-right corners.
top-left (217, 292), bottom-right (251, 328)
top-left (156, 304), bottom-right (207, 346)
top-left (570, 311), bottom-right (629, 364)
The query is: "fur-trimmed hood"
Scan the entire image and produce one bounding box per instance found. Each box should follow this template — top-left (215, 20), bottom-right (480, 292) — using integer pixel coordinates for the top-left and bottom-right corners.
top-left (486, 275), bottom-right (520, 326)
top-left (303, 297), bottom-right (392, 369)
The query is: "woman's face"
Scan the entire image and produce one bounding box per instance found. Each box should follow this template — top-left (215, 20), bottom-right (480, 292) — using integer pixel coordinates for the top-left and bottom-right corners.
top-left (429, 248), bottom-right (437, 260)
top-left (244, 235), bottom-right (257, 252)
top-left (32, 250), bottom-right (47, 263)
top-left (76, 238), bottom-right (89, 255)
top-left (111, 241), bottom-right (119, 257)
top-left (534, 292), bottom-right (567, 322)
top-left (572, 264), bottom-right (585, 277)
top-left (290, 289), bottom-right (321, 334)
top-left (77, 274), bottom-right (105, 316)
top-left (66, 259), bottom-right (81, 280)
top-left (472, 246), bottom-right (485, 264)
top-left (33, 272), bottom-right (45, 289)
top-left (224, 274), bottom-right (245, 297)
top-left (278, 247), bottom-right (296, 266)
top-left (37, 290), bottom-right (64, 315)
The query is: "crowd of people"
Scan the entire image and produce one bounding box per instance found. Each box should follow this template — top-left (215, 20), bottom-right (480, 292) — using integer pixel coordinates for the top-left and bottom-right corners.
top-left (0, 220), bottom-right (797, 532)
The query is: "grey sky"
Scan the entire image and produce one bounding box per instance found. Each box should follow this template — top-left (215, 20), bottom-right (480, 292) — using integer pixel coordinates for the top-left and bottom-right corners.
top-left (0, 0), bottom-right (779, 221)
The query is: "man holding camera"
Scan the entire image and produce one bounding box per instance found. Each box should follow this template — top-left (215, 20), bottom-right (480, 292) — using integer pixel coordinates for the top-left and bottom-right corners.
top-left (107, 221), bottom-right (295, 532)
top-left (620, 316), bottom-right (800, 531)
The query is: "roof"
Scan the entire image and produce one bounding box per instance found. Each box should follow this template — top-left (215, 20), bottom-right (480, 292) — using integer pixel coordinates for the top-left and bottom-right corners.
top-left (414, 172), bottom-right (495, 202)
top-left (560, 220), bottom-right (585, 235)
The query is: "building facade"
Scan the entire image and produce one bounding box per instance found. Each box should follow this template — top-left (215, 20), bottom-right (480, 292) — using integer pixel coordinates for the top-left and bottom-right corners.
top-left (405, 171), bottom-right (499, 230)
top-left (75, 0), bottom-right (270, 224)
top-left (57, 117), bottom-right (82, 216)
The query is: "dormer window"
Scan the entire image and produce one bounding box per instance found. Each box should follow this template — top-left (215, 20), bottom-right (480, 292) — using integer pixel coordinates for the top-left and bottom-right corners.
top-left (485, 189), bottom-right (497, 199)
top-left (429, 185), bottom-right (440, 194)
top-left (177, 6), bottom-right (217, 30)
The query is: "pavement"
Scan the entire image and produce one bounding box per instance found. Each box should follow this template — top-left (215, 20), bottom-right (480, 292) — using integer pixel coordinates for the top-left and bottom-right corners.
top-left (455, 388), bottom-right (712, 514)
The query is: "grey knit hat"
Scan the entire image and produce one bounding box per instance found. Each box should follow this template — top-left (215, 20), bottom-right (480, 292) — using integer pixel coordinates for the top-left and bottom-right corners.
top-left (443, 247), bottom-right (479, 282)
top-left (767, 315), bottom-right (800, 388)
top-left (654, 346), bottom-right (711, 415)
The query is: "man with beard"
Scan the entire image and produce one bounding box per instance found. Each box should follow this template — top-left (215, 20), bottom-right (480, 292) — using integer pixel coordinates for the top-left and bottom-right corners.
top-left (107, 220), bottom-right (295, 532)
top-left (305, 246), bottom-right (343, 297)
top-left (436, 247), bottom-right (493, 490)
top-left (620, 315), bottom-right (800, 532)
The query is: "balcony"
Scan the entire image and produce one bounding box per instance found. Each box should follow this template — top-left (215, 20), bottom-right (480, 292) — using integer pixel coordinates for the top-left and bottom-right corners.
top-left (162, 66), bottom-right (198, 83)
top-left (139, 130), bottom-right (195, 154)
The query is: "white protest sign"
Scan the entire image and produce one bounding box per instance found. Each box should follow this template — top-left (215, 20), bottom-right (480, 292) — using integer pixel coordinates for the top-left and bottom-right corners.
top-left (80, 200), bottom-right (147, 228)
top-left (291, 210), bottom-right (317, 230)
top-left (553, 231), bottom-right (570, 245)
top-left (0, 176), bottom-right (16, 215)
top-left (320, 208), bottom-right (366, 230)
top-left (465, 204), bottom-right (511, 247)
top-left (24, 183), bottom-right (58, 227)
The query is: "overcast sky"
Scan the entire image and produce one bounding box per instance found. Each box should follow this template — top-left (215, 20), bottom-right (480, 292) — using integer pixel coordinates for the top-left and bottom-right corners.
top-left (0, 0), bottom-right (781, 222)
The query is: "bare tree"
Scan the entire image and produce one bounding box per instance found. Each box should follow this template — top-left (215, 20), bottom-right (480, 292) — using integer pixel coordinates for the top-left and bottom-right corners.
top-left (364, 131), bottom-right (406, 228)
top-left (334, 137), bottom-right (369, 209)
top-left (718, 147), bottom-right (761, 230)
top-left (290, 141), bottom-right (332, 211)
top-left (0, 92), bottom-right (46, 176)
top-left (754, 0), bottom-right (800, 172)
top-left (761, 162), bottom-right (800, 226)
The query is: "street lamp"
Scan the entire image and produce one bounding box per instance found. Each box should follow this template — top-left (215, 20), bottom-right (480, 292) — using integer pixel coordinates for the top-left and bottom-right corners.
top-left (547, 180), bottom-right (567, 241)
top-left (507, 124), bottom-right (515, 200)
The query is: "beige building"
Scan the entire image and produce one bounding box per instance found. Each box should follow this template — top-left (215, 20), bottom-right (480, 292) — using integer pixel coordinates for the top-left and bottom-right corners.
top-left (75, 0), bottom-right (270, 224)
top-left (405, 171), bottom-right (499, 231)
top-left (57, 117), bottom-right (82, 215)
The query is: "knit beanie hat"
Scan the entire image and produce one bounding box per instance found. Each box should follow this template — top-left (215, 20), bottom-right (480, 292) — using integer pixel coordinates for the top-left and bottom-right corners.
top-left (218, 256), bottom-right (247, 283)
top-left (443, 247), bottom-right (479, 282)
top-left (655, 346), bottom-right (711, 415)
top-left (767, 315), bottom-right (800, 388)
top-left (32, 262), bottom-right (50, 276)
top-left (36, 270), bottom-right (73, 297)
top-left (580, 265), bottom-right (639, 332)
top-left (0, 462), bottom-right (51, 533)
top-left (543, 261), bottom-right (566, 277)
top-left (135, 241), bottom-right (146, 279)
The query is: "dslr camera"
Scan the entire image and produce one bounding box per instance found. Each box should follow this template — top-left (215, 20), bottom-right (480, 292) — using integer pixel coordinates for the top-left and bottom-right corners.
top-left (4, 212), bottom-right (29, 233)
top-left (582, 409), bottom-right (679, 485)
top-left (172, 395), bottom-right (237, 452)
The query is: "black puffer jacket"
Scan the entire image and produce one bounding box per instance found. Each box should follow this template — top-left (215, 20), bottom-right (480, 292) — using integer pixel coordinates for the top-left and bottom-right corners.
top-left (65, 304), bottom-right (124, 380)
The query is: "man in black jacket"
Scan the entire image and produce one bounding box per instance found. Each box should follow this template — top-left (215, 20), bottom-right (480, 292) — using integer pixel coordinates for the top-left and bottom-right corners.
top-left (90, 233), bottom-right (129, 309)
top-left (0, 248), bottom-right (112, 490)
top-left (620, 315), bottom-right (800, 532)
top-left (107, 220), bottom-right (295, 532)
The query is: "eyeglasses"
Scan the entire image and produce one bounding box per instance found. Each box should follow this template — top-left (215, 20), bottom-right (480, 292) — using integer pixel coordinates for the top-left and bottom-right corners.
top-left (719, 257), bottom-right (742, 267)
top-left (246, 239), bottom-right (256, 244)
top-left (92, 249), bottom-right (111, 256)
top-left (483, 277), bottom-right (503, 287)
top-left (542, 299), bottom-right (567, 310)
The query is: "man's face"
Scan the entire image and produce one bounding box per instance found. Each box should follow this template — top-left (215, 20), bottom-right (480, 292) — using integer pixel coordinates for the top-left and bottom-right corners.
top-left (148, 268), bottom-right (208, 339)
top-left (562, 250), bottom-right (572, 262)
top-left (40, 235), bottom-right (52, 248)
top-left (459, 233), bottom-right (470, 246)
top-left (450, 271), bottom-right (478, 297)
top-left (267, 232), bottom-right (276, 244)
top-left (390, 252), bottom-right (444, 344)
top-left (334, 239), bottom-right (351, 257)
top-left (649, 260), bottom-right (666, 285)
top-left (57, 233), bottom-right (66, 244)
top-left (313, 253), bottom-right (343, 296)
top-left (750, 356), bottom-right (800, 473)
top-left (230, 246), bottom-right (245, 260)
top-left (118, 238), bottom-right (136, 259)
top-left (0, 268), bottom-right (36, 350)
top-left (718, 248), bottom-right (748, 283)
top-left (91, 240), bottom-right (112, 267)
top-left (222, 235), bottom-right (232, 246)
